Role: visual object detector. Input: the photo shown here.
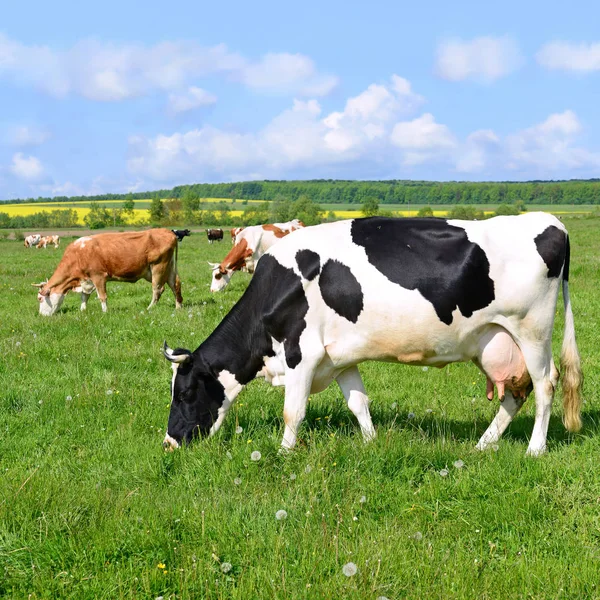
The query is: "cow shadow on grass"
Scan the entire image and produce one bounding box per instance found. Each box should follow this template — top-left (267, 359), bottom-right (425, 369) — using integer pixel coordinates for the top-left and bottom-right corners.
top-left (234, 403), bottom-right (600, 449)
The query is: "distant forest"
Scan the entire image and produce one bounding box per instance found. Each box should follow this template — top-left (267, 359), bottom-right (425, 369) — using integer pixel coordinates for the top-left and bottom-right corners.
top-left (3, 178), bottom-right (600, 205)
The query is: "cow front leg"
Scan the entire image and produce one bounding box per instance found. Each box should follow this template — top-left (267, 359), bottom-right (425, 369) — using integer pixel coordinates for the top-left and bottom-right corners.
top-left (475, 390), bottom-right (526, 451)
top-left (80, 292), bottom-right (91, 311)
top-left (281, 350), bottom-right (323, 451)
top-left (336, 365), bottom-right (376, 442)
top-left (91, 277), bottom-right (108, 312)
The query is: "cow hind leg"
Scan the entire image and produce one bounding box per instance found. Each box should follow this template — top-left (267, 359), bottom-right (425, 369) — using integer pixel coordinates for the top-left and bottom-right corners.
top-left (148, 265), bottom-right (168, 309)
top-left (517, 342), bottom-right (557, 457)
top-left (336, 366), bottom-right (376, 442)
top-left (475, 390), bottom-right (526, 451)
top-left (167, 268), bottom-right (183, 309)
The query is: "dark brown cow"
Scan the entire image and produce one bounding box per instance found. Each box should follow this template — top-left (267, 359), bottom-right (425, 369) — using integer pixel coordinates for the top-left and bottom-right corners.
top-left (33, 229), bottom-right (183, 315)
top-left (206, 228), bottom-right (224, 243)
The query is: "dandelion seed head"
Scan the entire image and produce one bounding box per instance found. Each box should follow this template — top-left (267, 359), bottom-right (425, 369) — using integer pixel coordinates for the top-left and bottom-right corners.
top-left (453, 459), bottom-right (465, 469)
top-left (147, 358), bottom-right (152, 363)
top-left (66, 395), bottom-right (72, 401)
top-left (425, 408), bottom-right (433, 414)
top-left (359, 495), bottom-right (367, 504)
top-left (233, 477), bottom-right (241, 485)
top-left (275, 509), bottom-right (288, 520)
top-left (439, 468), bottom-right (449, 477)
top-left (235, 426), bottom-right (243, 434)
top-left (407, 412), bottom-right (415, 419)
top-left (422, 366), bottom-right (429, 372)
top-left (15, 341), bottom-right (21, 347)
top-left (413, 531), bottom-right (423, 541)
top-left (304, 465), bottom-right (312, 473)
top-left (220, 562), bottom-right (232, 573)
top-left (106, 389), bottom-right (113, 396)
top-left (250, 451), bottom-right (261, 462)
top-left (390, 402), bottom-right (397, 410)
top-left (342, 562), bottom-right (358, 577)
top-left (289, 473), bottom-right (297, 480)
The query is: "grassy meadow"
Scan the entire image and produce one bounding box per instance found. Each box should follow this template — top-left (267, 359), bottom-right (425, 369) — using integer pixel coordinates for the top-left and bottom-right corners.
top-left (1, 217), bottom-right (600, 599)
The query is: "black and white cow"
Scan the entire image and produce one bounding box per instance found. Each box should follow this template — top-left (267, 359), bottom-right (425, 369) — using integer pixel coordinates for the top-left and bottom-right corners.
top-left (206, 228), bottom-right (224, 244)
top-left (163, 213), bottom-right (582, 456)
top-left (172, 229), bottom-right (191, 242)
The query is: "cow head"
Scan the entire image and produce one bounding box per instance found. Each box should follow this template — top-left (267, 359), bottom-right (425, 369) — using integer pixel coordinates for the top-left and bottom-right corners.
top-left (208, 262), bottom-right (232, 292)
top-left (162, 342), bottom-right (226, 450)
top-left (32, 281), bottom-right (66, 316)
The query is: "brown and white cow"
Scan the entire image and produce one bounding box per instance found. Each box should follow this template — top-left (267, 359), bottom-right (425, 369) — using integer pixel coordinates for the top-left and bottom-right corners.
top-left (24, 234), bottom-right (41, 248)
top-left (209, 221), bottom-right (305, 292)
top-left (33, 229), bottom-right (183, 316)
top-left (36, 235), bottom-right (60, 249)
top-left (230, 227), bottom-right (244, 245)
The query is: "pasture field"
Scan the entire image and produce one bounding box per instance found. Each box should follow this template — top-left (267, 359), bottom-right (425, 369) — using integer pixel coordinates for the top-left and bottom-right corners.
top-left (1, 218), bottom-right (600, 599)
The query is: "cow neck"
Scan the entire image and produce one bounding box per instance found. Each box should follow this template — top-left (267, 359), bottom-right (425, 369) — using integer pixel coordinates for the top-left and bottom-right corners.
top-left (196, 292), bottom-right (273, 389)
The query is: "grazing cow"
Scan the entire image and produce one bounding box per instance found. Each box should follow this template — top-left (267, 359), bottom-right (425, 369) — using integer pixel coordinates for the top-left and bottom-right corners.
top-left (206, 228), bottom-right (224, 244)
top-left (163, 214), bottom-right (582, 457)
top-left (24, 234), bottom-right (41, 248)
top-left (172, 229), bottom-right (191, 242)
top-left (209, 221), bottom-right (305, 292)
top-left (273, 219), bottom-right (305, 233)
top-left (33, 229), bottom-right (183, 316)
top-left (36, 235), bottom-right (60, 249)
top-left (230, 227), bottom-right (244, 245)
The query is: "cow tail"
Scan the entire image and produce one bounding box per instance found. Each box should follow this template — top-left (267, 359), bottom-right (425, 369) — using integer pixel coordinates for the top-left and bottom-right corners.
top-left (560, 236), bottom-right (583, 433)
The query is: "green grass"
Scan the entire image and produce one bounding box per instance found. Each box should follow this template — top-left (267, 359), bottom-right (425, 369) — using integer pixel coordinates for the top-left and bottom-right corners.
top-left (1, 220), bottom-right (600, 599)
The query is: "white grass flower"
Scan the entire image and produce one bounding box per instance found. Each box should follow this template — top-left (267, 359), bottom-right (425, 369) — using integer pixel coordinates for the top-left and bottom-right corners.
top-left (491, 444), bottom-right (499, 452)
top-left (453, 460), bottom-right (465, 469)
top-left (15, 341), bottom-right (21, 347)
top-left (66, 395), bottom-right (72, 401)
top-left (275, 509), bottom-right (287, 520)
top-left (342, 562), bottom-right (358, 577)
top-left (235, 426), bottom-right (243, 434)
top-left (304, 465), bottom-right (312, 473)
top-left (390, 402), bottom-right (397, 410)
top-left (220, 562), bottom-right (232, 573)
top-left (407, 412), bottom-right (415, 419)
top-left (422, 366), bottom-right (428, 372)
top-left (147, 358), bottom-right (152, 363)
top-left (233, 477), bottom-right (242, 485)
top-left (353, 516), bottom-right (358, 521)
top-left (439, 468), bottom-right (449, 477)
top-left (425, 408), bottom-right (433, 414)
top-left (289, 473), bottom-right (297, 481)
top-left (412, 531), bottom-right (423, 541)
top-left (250, 451), bottom-right (261, 462)
top-left (359, 495), bottom-right (367, 504)
top-left (106, 389), bottom-right (113, 396)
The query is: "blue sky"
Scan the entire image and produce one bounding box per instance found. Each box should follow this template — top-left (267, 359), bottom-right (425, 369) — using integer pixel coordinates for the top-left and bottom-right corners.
top-left (1, 0), bottom-right (599, 199)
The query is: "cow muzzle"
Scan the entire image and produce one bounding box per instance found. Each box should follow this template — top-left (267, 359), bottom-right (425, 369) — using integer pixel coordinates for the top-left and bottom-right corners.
top-left (163, 433), bottom-right (180, 452)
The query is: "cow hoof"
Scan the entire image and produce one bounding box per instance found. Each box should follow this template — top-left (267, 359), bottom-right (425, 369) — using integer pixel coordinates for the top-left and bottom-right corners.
top-left (525, 446), bottom-right (547, 457)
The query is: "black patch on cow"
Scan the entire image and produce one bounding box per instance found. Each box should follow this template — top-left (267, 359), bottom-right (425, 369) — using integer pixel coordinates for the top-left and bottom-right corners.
top-left (535, 225), bottom-right (567, 279)
top-left (351, 217), bottom-right (495, 325)
top-left (202, 253), bottom-right (308, 376)
top-left (296, 249), bottom-right (321, 280)
top-left (319, 259), bottom-right (363, 323)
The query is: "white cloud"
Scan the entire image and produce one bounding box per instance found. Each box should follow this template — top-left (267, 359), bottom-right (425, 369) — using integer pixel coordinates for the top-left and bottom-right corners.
top-left (239, 53), bottom-right (338, 96)
top-left (505, 110), bottom-right (600, 171)
top-left (0, 33), bottom-right (336, 101)
top-left (537, 41), bottom-right (600, 72)
top-left (436, 36), bottom-right (522, 82)
top-left (5, 125), bottom-right (51, 147)
top-left (167, 86), bottom-right (217, 114)
top-left (9, 153), bottom-right (45, 181)
top-left (455, 129), bottom-right (500, 173)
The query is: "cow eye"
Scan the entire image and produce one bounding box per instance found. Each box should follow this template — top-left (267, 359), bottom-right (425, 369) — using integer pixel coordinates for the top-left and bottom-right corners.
top-left (215, 273), bottom-right (222, 280)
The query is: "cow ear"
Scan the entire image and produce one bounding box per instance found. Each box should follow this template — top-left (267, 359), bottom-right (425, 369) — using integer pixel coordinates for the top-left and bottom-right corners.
top-left (163, 341), bottom-right (192, 364)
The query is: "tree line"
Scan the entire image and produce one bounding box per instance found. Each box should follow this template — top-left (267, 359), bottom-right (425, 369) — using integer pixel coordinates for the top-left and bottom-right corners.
top-left (3, 179), bottom-right (600, 207)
